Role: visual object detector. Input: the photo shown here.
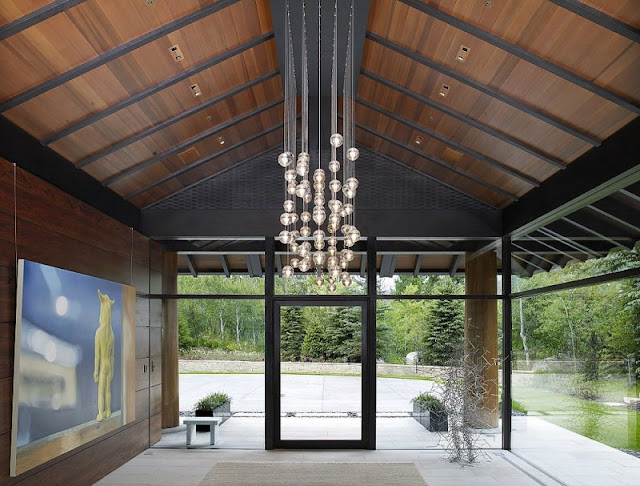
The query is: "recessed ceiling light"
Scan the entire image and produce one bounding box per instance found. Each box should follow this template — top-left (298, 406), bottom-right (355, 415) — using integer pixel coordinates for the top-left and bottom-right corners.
top-left (169, 45), bottom-right (184, 62)
top-left (484, 1), bottom-right (492, 7)
top-left (146, 0), bottom-right (154, 5)
top-left (218, 136), bottom-right (225, 145)
top-left (190, 83), bottom-right (202, 97)
top-left (414, 136), bottom-right (423, 145)
top-left (456, 45), bottom-right (470, 62)
top-left (439, 84), bottom-right (449, 97)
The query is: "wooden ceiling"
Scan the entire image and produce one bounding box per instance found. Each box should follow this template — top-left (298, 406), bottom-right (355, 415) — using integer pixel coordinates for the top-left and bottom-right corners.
top-left (0, 0), bottom-right (638, 211)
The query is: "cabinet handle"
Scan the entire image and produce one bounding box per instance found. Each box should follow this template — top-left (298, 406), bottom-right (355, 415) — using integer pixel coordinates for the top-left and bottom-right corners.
top-left (143, 364), bottom-right (148, 373)
top-left (151, 361), bottom-right (155, 373)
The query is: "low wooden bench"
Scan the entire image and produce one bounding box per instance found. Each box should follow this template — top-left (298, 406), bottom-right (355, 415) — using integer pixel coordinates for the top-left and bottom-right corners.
top-left (183, 417), bottom-right (222, 447)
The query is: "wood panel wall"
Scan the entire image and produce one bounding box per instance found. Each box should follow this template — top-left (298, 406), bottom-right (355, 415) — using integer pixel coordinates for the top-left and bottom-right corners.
top-left (0, 157), bottom-right (161, 485)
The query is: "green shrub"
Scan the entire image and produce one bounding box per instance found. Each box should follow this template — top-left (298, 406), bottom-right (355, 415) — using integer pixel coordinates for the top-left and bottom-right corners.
top-left (412, 392), bottom-right (445, 412)
top-left (194, 392), bottom-right (231, 411)
top-left (511, 399), bottom-right (528, 414)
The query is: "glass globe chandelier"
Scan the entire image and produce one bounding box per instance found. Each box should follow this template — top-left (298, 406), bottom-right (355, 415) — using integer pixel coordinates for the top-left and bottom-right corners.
top-left (278, 0), bottom-right (360, 292)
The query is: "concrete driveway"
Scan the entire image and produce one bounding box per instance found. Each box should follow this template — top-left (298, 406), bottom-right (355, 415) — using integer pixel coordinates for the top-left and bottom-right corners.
top-left (180, 374), bottom-right (438, 413)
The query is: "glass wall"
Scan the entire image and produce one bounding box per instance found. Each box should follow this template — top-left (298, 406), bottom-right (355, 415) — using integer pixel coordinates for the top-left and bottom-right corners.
top-left (511, 278), bottom-right (639, 454)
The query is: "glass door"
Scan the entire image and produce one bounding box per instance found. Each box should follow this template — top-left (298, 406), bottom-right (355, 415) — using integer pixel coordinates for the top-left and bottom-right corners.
top-left (268, 299), bottom-right (373, 448)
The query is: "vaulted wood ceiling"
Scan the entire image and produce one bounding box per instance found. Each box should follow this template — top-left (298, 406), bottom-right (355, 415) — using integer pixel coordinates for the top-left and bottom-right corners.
top-left (0, 0), bottom-right (638, 212)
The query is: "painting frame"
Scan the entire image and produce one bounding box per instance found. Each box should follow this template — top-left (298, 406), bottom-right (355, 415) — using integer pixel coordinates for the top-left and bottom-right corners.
top-left (10, 259), bottom-right (136, 477)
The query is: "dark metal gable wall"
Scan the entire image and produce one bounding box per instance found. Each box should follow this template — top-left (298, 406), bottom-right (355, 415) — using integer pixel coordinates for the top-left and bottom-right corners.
top-left (148, 145), bottom-right (495, 213)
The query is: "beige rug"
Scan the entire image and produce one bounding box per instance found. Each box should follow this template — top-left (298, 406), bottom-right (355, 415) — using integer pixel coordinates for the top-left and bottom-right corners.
top-left (198, 462), bottom-right (427, 486)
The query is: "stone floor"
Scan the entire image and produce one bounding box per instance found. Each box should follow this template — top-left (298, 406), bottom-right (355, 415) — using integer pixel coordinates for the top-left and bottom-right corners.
top-left (95, 448), bottom-right (561, 486)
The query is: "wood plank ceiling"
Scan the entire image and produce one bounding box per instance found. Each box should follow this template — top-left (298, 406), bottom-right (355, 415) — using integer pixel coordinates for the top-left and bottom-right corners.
top-left (0, 0), bottom-right (638, 211)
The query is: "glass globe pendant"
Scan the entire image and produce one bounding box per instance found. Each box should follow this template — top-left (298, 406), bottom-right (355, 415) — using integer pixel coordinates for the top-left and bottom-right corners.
top-left (290, 242), bottom-right (299, 254)
top-left (327, 245), bottom-right (337, 256)
top-left (297, 152), bottom-right (310, 165)
top-left (278, 230), bottom-right (292, 244)
top-left (300, 226), bottom-right (311, 237)
top-left (342, 203), bottom-right (353, 216)
top-left (341, 248), bottom-right (354, 262)
top-left (329, 160), bottom-right (340, 173)
top-left (280, 212), bottom-right (292, 226)
top-left (343, 187), bottom-right (356, 199)
top-left (313, 207), bottom-right (326, 225)
top-left (313, 168), bottom-right (326, 183)
top-left (283, 200), bottom-right (295, 213)
top-left (300, 211), bottom-right (311, 223)
top-left (345, 177), bottom-right (359, 191)
top-left (315, 275), bottom-right (324, 287)
top-left (327, 282), bottom-right (337, 292)
top-left (285, 169), bottom-right (297, 182)
top-left (296, 160), bottom-right (309, 176)
top-left (278, 151), bottom-right (294, 167)
top-left (298, 258), bottom-right (310, 273)
top-left (314, 239), bottom-right (325, 250)
top-left (314, 193), bottom-right (325, 206)
top-left (346, 147), bottom-right (359, 161)
top-left (330, 133), bottom-right (343, 148)
top-left (348, 228), bottom-right (361, 245)
top-left (298, 242), bottom-right (311, 258)
top-left (287, 182), bottom-right (297, 195)
top-left (329, 267), bottom-right (340, 280)
top-left (328, 199), bottom-right (342, 213)
top-left (329, 179), bottom-right (342, 193)
top-left (313, 229), bottom-right (325, 242)
top-left (282, 265), bottom-right (294, 278)
top-left (313, 251), bottom-right (325, 266)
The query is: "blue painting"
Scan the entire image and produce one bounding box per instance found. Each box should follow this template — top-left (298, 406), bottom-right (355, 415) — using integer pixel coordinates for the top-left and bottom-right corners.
top-left (15, 260), bottom-right (124, 447)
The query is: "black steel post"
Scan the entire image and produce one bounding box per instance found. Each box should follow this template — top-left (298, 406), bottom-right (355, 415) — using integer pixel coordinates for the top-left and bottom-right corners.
top-left (501, 236), bottom-right (512, 450)
top-left (264, 237), bottom-right (275, 449)
top-left (366, 236), bottom-right (377, 449)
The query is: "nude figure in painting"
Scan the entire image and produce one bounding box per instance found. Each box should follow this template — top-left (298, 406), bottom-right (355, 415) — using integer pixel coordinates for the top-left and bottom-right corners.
top-left (94, 290), bottom-right (115, 422)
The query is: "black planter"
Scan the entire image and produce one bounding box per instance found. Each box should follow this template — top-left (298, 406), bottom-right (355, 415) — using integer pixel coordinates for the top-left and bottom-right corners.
top-left (413, 402), bottom-right (448, 432)
top-left (195, 403), bottom-right (231, 432)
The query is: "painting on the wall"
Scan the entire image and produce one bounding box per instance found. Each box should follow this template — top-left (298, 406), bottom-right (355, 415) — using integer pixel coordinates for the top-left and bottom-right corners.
top-left (10, 260), bottom-right (136, 476)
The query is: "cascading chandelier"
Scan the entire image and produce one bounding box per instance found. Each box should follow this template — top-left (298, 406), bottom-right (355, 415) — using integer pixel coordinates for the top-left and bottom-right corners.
top-left (278, 0), bottom-right (360, 291)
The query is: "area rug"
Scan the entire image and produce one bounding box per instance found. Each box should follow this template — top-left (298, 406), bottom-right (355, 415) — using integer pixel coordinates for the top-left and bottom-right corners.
top-left (198, 462), bottom-right (427, 486)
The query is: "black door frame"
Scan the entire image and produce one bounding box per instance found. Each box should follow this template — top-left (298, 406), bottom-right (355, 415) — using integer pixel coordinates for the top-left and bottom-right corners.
top-left (265, 237), bottom-right (377, 449)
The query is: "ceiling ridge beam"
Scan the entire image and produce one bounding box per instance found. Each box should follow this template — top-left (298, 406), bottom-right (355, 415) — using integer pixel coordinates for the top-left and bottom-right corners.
top-left (42, 32), bottom-right (275, 145)
top-left (365, 32), bottom-right (600, 146)
top-left (0, 0), bottom-right (243, 113)
top-left (397, 0), bottom-right (640, 114)
top-left (361, 70), bottom-right (565, 169)
top-left (0, 0), bottom-right (89, 41)
top-left (619, 189), bottom-right (640, 204)
top-left (354, 142), bottom-right (498, 209)
top-left (103, 98), bottom-right (283, 186)
top-left (126, 122), bottom-right (284, 200)
top-left (354, 121), bottom-right (519, 201)
top-left (142, 145), bottom-right (279, 209)
top-left (561, 216), bottom-right (632, 250)
top-left (75, 70), bottom-right (279, 169)
top-left (380, 254), bottom-right (397, 278)
top-left (547, 0), bottom-right (640, 44)
top-left (356, 97), bottom-right (540, 187)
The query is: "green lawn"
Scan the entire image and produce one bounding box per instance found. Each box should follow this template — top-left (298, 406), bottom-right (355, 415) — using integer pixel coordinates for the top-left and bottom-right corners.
top-left (514, 384), bottom-right (639, 451)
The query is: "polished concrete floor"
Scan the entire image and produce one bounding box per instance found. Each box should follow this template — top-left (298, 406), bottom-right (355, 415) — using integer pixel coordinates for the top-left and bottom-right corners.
top-left (95, 448), bottom-right (562, 486)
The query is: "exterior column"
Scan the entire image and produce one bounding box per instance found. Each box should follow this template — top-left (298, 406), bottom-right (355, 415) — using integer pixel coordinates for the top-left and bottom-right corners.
top-left (465, 250), bottom-right (499, 428)
top-left (162, 251), bottom-right (179, 427)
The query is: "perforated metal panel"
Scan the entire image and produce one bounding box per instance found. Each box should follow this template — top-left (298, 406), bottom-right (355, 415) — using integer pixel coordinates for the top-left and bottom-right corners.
top-left (149, 145), bottom-right (492, 211)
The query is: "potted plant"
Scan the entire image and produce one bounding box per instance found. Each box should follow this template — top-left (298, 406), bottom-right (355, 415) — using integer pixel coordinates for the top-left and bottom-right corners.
top-left (412, 392), bottom-right (448, 432)
top-left (194, 392), bottom-right (231, 431)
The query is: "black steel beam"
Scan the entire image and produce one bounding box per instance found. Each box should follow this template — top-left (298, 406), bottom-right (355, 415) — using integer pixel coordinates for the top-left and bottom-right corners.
top-left (512, 253), bottom-right (544, 272)
top-left (76, 71), bottom-right (279, 168)
top-left (397, 0), bottom-right (640, 114)
top-left (0, 115), bottom-right (141, 230)
top-left (537, 227), bottom-right (603, 258)
top-left (142, 209), bottom-right (501, 239)
top-left (513, 267), bottom-right (640, 299)
top-left (105, 99), bottom-right (282, 186)
top-left (501, 236), bottom-right (512, 450)
top-left (504, 117), bottom-right (640, 236)
top-left (219, 255), bottom-right (231, 278)
top-left (275, 254), bottom-right (282, 277)
top-left (586, 204), bottom-right (640, 235)
top-left (561, 216), bottom-right (632, 250)
top-left (511, 242), bottom-right (557, 268)
top-left (0, 0), bottom-right (242, 113)
top-left (355, 121), bottom-right (519, 200)
top-left (413, 255), bottom-right (423, 276)
top-left (379, 254), bottom-right (397, 278)
top-left (360, 254), bottom-right (367, 278)
top-left (521, 235), bottom-right (576, 261)
top-left (511, 257), bottom-right (533, 278)
top-left (126, 122), bottom-right (283, 200)
top-left (0, 0), bottom-right (88, 41)
top-left (449, 254), bottom-right (462, 277)
top-left (619, 189), bottom-right (640, 204)
top-left (184, 254), bottom-right (198, 278)
top-left (548, 0), bottom-right (640, 44)
top-left (43, 33), bottom-right (275, 145)
top-left (366, 237), bottom-right (377, 449)
top-left (357, 98), bottom-right (540, 186)
top-left (365, 32), bottom-right (599, 146)
top-left (361, 70), bottom-right (565, 169)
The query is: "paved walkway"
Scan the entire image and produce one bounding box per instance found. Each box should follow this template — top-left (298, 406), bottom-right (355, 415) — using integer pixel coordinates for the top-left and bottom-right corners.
top-left (180, 373), bottom-right (436, 413)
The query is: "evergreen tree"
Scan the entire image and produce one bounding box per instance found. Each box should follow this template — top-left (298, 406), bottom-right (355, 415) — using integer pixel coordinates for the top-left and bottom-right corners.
top-left (325, 307), bottom-right (362, 362)
top-left (301, 320), bottom-right (327, 360)
top-left (281, 306), bottom-right (304, 361)
top-left (422, 294), bottom-right (464, 366)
